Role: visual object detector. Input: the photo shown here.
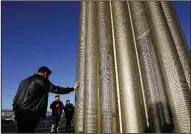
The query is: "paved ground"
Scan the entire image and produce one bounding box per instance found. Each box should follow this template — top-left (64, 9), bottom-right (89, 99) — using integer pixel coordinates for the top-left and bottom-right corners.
top-left (2, 119), bottom-right (74, 133)
top-left (37, 127), bottom-right (74, 133)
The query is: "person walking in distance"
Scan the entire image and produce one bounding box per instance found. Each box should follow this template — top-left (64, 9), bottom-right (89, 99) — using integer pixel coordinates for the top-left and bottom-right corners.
top-left (64, 100), bottom-right (74, 132)
top-left (12, 66), bottom-right (80, 133)
top-left (50, 95), bottom-right (64, 133)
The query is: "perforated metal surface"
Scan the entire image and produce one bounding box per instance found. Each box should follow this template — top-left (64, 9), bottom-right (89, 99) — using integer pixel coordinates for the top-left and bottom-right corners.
top-left (83, 1), bottom-right (98, 133)
top-left (97, 2), bottom-right (119, 132)
top-left (161, 1), bottom-right (191, 91)
top-left (75, 1), bottom-right (190, 133)
top-left (129, 1), bottom-right (171, 132)
top-left (146, 1), bottom-right (190, 133)
top-left (111, 1), bottom-right (147, 132)
top-left (110, 2), bottom-right (122, 132)
top-left (74, 1), bottom-right (86, 133)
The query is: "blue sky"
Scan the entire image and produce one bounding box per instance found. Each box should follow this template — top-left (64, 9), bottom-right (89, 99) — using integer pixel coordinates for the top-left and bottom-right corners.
top-left (1, 1), bottom-right (190, 111)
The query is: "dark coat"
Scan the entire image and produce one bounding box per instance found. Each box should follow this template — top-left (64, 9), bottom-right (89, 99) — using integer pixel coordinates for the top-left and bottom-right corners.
top-left (64, 103), bottom-right (74, 119)
top-left (12, 74), bottom-right (74, 118)
top-left (50, 100), bottom-right (64, 116)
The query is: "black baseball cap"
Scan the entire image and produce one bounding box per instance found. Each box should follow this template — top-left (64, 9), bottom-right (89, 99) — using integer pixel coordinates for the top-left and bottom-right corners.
top-left (55, 95), bottom-right (60, 98)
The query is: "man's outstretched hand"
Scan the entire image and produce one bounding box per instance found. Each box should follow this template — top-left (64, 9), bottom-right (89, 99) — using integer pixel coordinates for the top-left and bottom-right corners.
top-left (73, 81), bottom-right (80, 90)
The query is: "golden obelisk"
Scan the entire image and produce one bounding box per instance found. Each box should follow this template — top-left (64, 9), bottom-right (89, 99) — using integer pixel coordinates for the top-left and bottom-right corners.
top-left (75, 1), bottom-right (191, 133)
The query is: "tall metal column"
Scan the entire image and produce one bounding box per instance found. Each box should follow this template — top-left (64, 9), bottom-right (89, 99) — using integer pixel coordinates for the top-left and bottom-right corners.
top-left (97, 1), bottom-right (119, 132)
top-left (111, 1), bottom-right (147, 132)
top-left (128, 1), bottom-right (171, 132)
top-left (161, 1), bottom-right (191, 90)
top-left (75, 1), bottom-right (191, 133)
top-left (83, 1), bottom-right (98, 133)
top-left (146, 1), bottom-right (190, 133)
top-left (74, 1), bottom-right (87, 133)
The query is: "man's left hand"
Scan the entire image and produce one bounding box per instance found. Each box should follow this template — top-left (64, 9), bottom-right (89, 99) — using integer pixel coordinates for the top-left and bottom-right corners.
top-left (73, 81), bottom-right (80, 90)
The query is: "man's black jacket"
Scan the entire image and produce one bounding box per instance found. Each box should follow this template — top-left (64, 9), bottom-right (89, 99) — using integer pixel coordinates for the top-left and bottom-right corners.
top-left (12, 74), bottom-right (74, 118)
top-left (50, 100), bottom-right (64, 116)
top-left (64, 103), bottom-right (74, 119)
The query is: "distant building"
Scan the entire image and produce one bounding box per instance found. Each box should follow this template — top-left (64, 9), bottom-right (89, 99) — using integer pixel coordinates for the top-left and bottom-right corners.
top-left (1, 111), bottom-right (14, 117)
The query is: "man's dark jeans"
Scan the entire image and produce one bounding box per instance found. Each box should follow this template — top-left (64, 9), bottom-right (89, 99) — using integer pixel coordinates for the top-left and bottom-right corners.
top-left (15, 111), bottom-right (40, 133)
top-left (65, 117), bottom-right (72, 132)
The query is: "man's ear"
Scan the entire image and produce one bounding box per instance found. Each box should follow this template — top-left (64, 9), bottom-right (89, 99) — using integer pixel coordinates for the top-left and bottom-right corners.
top-left (44, 72), bottom-right (47, 76)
